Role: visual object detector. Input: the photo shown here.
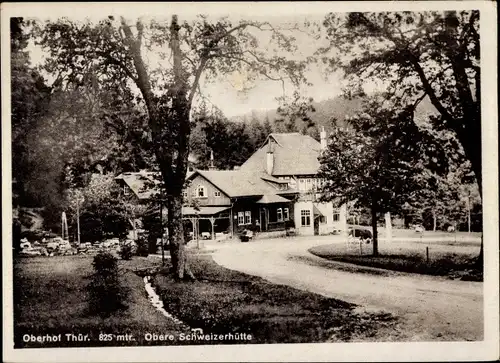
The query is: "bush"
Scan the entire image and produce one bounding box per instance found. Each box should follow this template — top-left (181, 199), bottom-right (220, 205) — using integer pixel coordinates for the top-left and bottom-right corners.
top-left (119, 244), bottom-right (133, 260)
top-left (136, 236), bottom-right (149, 257)
top-left (87, 252), bottom-right (127, 317)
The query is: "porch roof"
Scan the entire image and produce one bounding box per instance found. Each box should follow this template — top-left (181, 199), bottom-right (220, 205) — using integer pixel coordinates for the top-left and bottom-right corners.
top-left (182, 206), bottom-right (230, 216)
top-left (313, 205), bottom-right (324, 217)
top-left (256, 194), bottom-right (291, 204)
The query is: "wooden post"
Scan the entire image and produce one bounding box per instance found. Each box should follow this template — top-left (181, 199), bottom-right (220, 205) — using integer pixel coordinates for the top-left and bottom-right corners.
top-left (77, 200), bottom-right (81, 245)
top-left (196, 216), bottom-right (200, 249)
top-left (160, 198), bottom-right (164, 265)
top-left (426, 246), bottom-right (429, 264)
top-left (467, 193), bottom-right (471, 233)
top-left (259, 208), bottom-right (262, 232)
top-left (210, 217), bottom-right (215, 241)
top-left (230, 206), bottom-right (234, 238)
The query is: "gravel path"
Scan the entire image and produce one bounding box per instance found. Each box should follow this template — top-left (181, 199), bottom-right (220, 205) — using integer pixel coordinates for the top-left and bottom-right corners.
top-left (212, 236), bottom-right (483, 341)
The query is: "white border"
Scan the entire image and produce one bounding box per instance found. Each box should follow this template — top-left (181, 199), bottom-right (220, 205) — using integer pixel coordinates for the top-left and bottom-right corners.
top-left (2, 2), bottom-right (498, 362)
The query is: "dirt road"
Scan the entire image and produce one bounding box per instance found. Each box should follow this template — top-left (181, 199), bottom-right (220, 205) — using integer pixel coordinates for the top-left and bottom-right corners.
top-left (212, 236), bottom-right (483, 341)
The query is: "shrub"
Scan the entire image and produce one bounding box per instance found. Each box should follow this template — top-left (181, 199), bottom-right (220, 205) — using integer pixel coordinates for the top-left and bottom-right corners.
top-left (119, 244), bottom-right (133, 260)
top-left (136, 236), bottom-right (149, 257)
top-left (87, 251), bottom-right (127, 316)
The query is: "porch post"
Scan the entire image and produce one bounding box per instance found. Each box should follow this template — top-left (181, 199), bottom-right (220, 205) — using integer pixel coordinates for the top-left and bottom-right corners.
top-left (209, 217), bottom-right (215, 240)
top-left (259, 207), bottom-right (262, 232)
top-left (230, 206), bottom-right (234, 238)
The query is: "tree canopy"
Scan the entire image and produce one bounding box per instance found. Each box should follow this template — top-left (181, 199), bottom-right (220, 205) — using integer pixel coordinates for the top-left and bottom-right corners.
top-left (318, 98), bottom-right (451, 254)
top-left (34, 14), bottom-right (310, 279)
top-left (319, 11), bottom-right (481, 193)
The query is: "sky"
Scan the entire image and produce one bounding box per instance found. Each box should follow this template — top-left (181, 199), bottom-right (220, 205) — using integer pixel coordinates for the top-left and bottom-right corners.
top-left (25, 10), bottom-right (344, 118)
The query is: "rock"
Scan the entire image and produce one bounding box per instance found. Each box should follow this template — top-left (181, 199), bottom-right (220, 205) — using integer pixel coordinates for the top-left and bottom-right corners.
top-left (20, 249), bottom-right (41, 256)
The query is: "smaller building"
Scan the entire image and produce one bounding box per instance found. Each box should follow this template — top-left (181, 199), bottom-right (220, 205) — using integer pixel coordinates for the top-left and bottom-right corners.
top-left (183, 169), bottom-right (298, 238)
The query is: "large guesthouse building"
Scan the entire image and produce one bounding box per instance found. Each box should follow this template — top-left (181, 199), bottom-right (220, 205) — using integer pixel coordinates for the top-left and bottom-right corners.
top-left (115, 131), bottom-right (347, 240)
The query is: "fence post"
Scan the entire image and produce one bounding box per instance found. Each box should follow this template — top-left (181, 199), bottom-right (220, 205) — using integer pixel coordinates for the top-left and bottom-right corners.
top-left (426, 246), bottom-right (429, 264)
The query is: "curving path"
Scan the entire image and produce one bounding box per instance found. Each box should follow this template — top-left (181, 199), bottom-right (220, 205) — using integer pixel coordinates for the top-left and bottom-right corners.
top-left (212, 236), bottom-right (483, 341)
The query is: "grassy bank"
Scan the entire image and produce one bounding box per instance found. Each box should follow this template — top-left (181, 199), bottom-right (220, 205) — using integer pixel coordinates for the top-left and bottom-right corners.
top-left (13, 255), bottom-right (186, 348)
top-left (14, 253), bottom-right (402, 347)
top-left (152, 255), bottom-right (401, 343)
top-left (309, 243), bottom-right (482, 281)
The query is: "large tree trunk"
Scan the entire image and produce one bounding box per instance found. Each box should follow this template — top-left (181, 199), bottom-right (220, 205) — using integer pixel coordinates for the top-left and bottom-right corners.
top-left (432, 208), bottom-right (437, 232)
top-left (371, 198), bottom-right (379, 257)
top-left (121, 16), bottom-right (198, 281)
top-left (167, 194), bottom-right (195, 281)
top-left (148, 233), bottom-right (157, 254)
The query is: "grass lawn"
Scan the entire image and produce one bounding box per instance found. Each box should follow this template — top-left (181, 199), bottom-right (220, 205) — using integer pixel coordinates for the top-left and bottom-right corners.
top-left (13, 255), bottom-right (186, 348)
top-left (14, 253), bottom-right (402, 347)
top-left (152, 255), bottom-right (402, 343)
top-left (308, 241), bottom-right (482, 281)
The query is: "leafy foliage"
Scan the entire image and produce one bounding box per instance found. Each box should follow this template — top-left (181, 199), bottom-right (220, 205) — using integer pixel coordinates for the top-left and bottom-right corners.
top-left (135, 235), bottom-right (150, 257)
top-left (318, 98), bottom-right (452, 253)
top-left (87, 251), bottom-right (127, 317)
top-left (67, 174), bottom-right (132, 242)
top-left (319, 11), bottom-right (482, 193)
top-left (119, 244), bottom-right (133, 260)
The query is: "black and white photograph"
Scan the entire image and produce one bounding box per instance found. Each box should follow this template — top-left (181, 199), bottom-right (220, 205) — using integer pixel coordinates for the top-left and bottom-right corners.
top-left (2, 2), bottom-right (498, 362)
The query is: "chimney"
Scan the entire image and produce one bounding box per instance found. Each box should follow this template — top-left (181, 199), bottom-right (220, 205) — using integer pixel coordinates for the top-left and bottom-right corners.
top-left (209, 149), bottom-right (216, 171)
top-left (266, 140), bottom-right (274, 175)
top-left (320, 126), bottom-right (327, 150)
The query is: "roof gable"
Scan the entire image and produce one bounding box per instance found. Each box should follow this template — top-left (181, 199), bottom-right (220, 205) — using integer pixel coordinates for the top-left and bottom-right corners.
top-left (187, 169), bottom-right (297, 198)
top-left (240, 132), bottom-right (322, 176)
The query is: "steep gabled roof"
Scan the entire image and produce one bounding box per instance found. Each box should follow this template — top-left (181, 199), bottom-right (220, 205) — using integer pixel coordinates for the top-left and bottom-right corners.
top-left (115, 171), bottom-right (160, 200)
top-left (189, 169), bottom-right (297, 198)
top-left (240, 132), bottom-right (322, 176)
top-left (116, 170), bottom-right (194, 200)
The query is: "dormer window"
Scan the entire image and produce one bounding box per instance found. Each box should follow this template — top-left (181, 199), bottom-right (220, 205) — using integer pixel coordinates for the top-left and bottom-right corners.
top-left (196, 185), bottom-right (207, 198)
top-left (214, 191), bottom-right (221, 197)
top-left (123, 185), bottom-right (130, 196)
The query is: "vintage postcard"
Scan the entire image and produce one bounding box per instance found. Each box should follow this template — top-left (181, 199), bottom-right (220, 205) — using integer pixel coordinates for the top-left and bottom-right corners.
top-left (2, 1), bottom-right (498, 362)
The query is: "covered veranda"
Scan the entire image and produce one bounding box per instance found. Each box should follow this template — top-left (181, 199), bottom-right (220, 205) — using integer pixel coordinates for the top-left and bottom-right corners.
top-left (256, 194), bottom-right (293, 232)
top-left (182, 206), bottom-right (231, 241)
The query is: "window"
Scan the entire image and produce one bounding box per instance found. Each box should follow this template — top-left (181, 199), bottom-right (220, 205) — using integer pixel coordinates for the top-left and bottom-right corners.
top-left (277, 208), bottom-right (283, 222)
top-left (238, 212), bottom-right (244, 225)
top-left (182, 191), bottom-right (188, 198)
top-left (284, 208), bottom-right (289, 221)
top-left (196, 185), bottom-right (206, 198)
top-left (301, 210), bottom-right (311, 226)
top-left (214, 191), bottom-right (221, 197)
top-left (333, 213), bottom-right (340, 222)
top-left (123, 185), bottom-right (129, 196)
top-left (244, 211), bottom-right (251, 224)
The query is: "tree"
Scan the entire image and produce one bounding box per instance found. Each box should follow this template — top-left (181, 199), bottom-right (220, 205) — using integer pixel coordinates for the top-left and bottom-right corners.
top-left (318, 99), bottom-right (448, 255)
top-left (67, 174), bottom-right (132, 243)
top-left (11, 18), bottom-right (52, 207)
top-left (37, 15), bottom-right (308, 280)
top-left (320, 10), bottom-right (483, 262)
top-left (275, 91), bottom-right (316, 133)
top-left (320, 11), bottom-right (481, 194)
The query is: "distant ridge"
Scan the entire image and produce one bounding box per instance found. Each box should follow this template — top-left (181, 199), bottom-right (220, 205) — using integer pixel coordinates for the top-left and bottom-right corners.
top-left (230, 96), bottom-right (436, 131)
